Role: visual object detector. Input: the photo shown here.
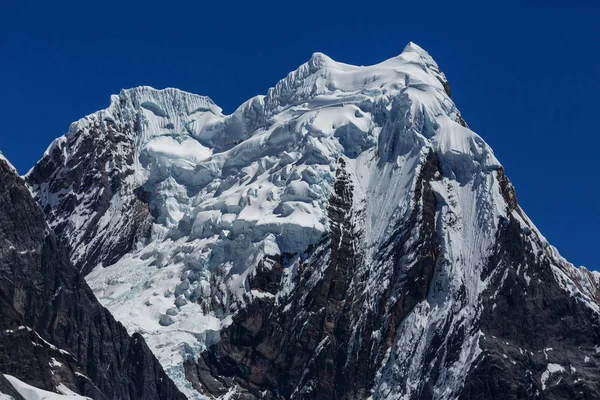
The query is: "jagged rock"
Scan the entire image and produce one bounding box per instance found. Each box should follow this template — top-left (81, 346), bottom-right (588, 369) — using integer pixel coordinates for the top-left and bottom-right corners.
top-left (0, 158), bottom-right (185, 399)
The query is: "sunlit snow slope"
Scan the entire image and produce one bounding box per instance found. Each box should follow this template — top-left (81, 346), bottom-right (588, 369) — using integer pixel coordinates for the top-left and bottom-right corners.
top-left (27, 43), bottom-right (600, 399)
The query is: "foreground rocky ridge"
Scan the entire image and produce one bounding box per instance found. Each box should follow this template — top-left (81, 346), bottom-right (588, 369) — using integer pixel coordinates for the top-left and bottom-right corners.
top-left (0, 157), bottom-right (185, 399)
top-left (24, 43), bottom-right (600, 399)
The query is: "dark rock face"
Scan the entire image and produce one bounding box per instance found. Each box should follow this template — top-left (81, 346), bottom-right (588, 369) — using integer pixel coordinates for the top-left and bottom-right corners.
top-left (26, 111), bottom-right (153, 275)
top-left (0, 159), bottom-right (184, 399)
top-left (459, 175), bottom-right (600, 400)
top-left (0, 292), bottom-right (108, 400)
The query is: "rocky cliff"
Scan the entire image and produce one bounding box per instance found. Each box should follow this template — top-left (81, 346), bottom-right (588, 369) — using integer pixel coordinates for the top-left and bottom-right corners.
top-left (0, 156), bottom-right (185, 399)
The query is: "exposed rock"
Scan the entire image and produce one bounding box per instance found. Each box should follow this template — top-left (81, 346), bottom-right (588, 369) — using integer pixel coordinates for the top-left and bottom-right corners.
top-left (0, 158), bottom-right (185, 399)
top-left (187, 152), bottom-right (442, 399)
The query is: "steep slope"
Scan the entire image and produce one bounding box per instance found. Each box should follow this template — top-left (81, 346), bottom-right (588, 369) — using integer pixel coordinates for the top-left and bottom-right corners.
top-left (26, 43), bottom-right (600, 399)
top-left (0, 156), bottom-right (185, 399)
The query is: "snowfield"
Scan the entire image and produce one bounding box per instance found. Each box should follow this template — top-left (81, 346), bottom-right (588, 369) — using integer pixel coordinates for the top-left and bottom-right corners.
top-left (3, 375), bottom-right (92, 400)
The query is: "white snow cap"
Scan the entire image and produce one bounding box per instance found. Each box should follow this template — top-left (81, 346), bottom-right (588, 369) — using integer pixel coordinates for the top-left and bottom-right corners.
top-left (402, 41), bottom-right (430, 56)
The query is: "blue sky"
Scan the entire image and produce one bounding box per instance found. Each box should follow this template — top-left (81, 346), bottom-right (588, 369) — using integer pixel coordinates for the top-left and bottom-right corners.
top-left (1, 1), bottom-right (598, 269)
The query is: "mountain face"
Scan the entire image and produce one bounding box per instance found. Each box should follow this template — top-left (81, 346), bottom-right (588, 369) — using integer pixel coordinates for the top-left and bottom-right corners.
top-left (0, 156), bottom-right (185, 399)
top-left (23, 43), bottom-right (600, 399)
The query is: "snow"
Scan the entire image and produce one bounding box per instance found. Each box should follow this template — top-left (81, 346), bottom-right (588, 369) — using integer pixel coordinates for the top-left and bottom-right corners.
top-left (548, 247), bottom-right (600, 315)
top-left (146, 136), bottom-right (212, 164)
top-left (49, 358), bottom-right (63, 368)
top-left (540, 363), bottom-right (565, 390)
top-left (3, 375), bottom-right (91, 400)
top-left (250, 289), bottom-right (275, 299)
top-left (56, 385), bottom-right (83, 397)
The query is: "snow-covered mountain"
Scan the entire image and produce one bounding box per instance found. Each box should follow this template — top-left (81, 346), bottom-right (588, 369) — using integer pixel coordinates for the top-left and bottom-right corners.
top-left (25, 43), bottom-right (600, 399)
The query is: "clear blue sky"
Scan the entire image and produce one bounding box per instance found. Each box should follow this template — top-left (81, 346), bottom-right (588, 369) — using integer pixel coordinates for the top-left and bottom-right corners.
top-left (1, 1), bottom-right (598, 269)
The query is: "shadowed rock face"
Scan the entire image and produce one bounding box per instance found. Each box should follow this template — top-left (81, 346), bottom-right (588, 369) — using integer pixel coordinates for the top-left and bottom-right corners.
top-left (0, 158), bottom-right (185, 400)
top-left (26, 106), bottom-right (153, 276)
top-left (458, 174), bottom-right (600, 400)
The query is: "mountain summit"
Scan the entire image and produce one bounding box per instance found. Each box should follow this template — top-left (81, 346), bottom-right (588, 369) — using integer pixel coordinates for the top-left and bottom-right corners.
top-left (19, 43), bottom-right (600, 399)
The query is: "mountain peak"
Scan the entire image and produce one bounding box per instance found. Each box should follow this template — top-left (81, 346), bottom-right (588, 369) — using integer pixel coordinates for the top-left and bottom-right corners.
top-left (402, 41), bottom-right (427, 54)
top-left (307, 51), bottom-right (334, 70)
top-left (262, 43), bottom-right (452, 116)
top-left (400, 41), bottom-right (441, 70)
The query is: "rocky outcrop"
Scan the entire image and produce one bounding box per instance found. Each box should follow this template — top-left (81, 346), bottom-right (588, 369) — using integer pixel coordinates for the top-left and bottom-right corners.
top-left (26, 108), bottom-right (153, 275)
top-left (0, 158), bottom-right (185, 399)
top-left (183, 157), bottom-right (362, 398)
